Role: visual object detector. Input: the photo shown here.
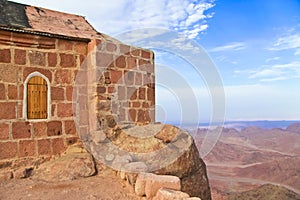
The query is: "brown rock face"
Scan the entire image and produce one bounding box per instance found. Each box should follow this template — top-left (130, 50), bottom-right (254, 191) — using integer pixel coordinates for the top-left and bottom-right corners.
top-left (85, 122), bottom-right (211, 200)
top-left (154, 131), bottom-right (211, 199)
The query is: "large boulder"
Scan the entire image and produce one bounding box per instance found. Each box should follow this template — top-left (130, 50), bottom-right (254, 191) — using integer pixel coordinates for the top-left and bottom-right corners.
top-left (33, 144), bottom-right (96, 181)
top-left (86, 122), bottom-right (211, 200)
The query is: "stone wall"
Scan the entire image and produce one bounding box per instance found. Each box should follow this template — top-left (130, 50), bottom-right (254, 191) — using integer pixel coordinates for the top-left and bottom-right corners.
top-left (0, 29), bottom-right (155, 172)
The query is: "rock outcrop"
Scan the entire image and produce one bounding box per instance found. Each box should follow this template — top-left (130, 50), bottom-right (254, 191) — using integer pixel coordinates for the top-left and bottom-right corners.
top-left (85, 122), bottom-right (211, 200)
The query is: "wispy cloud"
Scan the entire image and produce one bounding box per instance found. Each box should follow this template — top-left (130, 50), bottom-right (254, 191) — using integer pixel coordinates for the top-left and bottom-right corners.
top-left (295, 48), bottom-right (300, 55)
top-left (269, 33), bottom-right (300, 51)
top-left (209, 42), bottom-right (246, 52)
top-left (249, 69), bottom-right (283, 79)
top-left (92, 0), bottom-right (216, 39)
top-left (265, 56), bottom-right (280, 63)
top-left (15, 0), bottom-right (215, 39)
top-left (248, 61), bottom-right (300, 82)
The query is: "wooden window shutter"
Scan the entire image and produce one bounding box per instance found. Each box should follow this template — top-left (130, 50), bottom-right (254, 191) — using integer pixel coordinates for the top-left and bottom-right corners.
top-left (27, 76), bottom-right (47, 119)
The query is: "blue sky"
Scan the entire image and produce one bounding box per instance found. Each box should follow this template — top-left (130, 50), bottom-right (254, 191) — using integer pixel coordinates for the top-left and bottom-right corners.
top-left (14, 0), bottom-right (300, 123)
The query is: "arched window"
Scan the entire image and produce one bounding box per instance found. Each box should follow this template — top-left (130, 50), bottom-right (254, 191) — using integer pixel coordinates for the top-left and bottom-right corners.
top-left (23, 72), bottom-right (51, 120)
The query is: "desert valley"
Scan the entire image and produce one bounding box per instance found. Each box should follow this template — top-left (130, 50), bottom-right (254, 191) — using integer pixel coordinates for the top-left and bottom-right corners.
top-left (195, 122), bottom-right (300, 199)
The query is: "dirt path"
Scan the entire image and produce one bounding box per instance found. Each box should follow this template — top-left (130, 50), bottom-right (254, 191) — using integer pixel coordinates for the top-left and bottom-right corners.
top-left (0, 173), bottom-right (141, 200)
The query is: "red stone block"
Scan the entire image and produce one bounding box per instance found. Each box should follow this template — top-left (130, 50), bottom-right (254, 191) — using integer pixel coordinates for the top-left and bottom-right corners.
top-left (0, 102), bottom-right (16, 119)
top-left (142, 102), bottom-right (150, 108)
top-left (12, 122), bottom-right (31, 139)
top-left (119, 108), bottom-right (126, 122)
top-left (51, 86), bottom-right (65, 100)
top-left (29, 51), bottom-right (45, 66)
top-left (143, 73), bottom-right (153, 85)
top-left (51, 104), bottom-right (56, 117)
top-left (106, 43), bottom-right (117, 52)
top-left (141, 50), bottom-right (151, 59)
top-left (139, 59), bottom-right (153, 73)
top-left (64, 120), bottom-right (77, 135)
top-left (52, 138), bottom-right (66, 155)
top-left (131, 48), bottom-right (140, 57)
top-left (129, 109), bottom-right (136, 122)
top-left (33, 122), bottom-right (47, 137)
top-left (96, 52), bottom-right (114, 68)
top-left (23, 67), bottom-right (52, 82)
top-left (0, 142), bottom-right (17, 159)
top-left (8, 85), bottom-right (17, 100)
top-left (74, 42), bottom-right (87, 55)
top-left (127, 57), bottom-right (137, 69)
top-left (135, 72), bottom-right (143, 86)
top-left (0, 83), bottom-right (5, 100)
top-left (19, 84), bottom-right (24, 100)
top-left (54, 69), bottom-right (71, 84)
top-left (147, 87), bottom-right (155, 102)
top-left (128, 87), bottom-right (138, 100)
top-left (115, 55), bottom-right (126, 68)
top-left (117, 86), bottom-right (126, 100)
top-left (110, 70), bottom-right (123, 84)
top-left (0, 49), bottom-right (11, 63)
top-left (17, 103), bottom-right (23, 119)
top-left (14, 49), bottom-right (26, 65)
top-left (124, 71), bottom-right (135, 85)
top-left (57, 103), bottom-right (73, 117)
top-left (107, 86), bottom-right (115, 93)
top-left (0, 123), bottom-right (9, 140)
top-left (132, 102), bottom-right (141, 108)
top-left (37, 139), bottom-right (51, 156)
top-left (19, 140), bottom-right (35, 157)
top-left (47, 121), bottom-right (62, 136)
top-left (57, 39), bottom-right (73, 51)
top-left (66, 86), bottom-right (73, 101)
top-left (37, 37), bottom-right (56, 49)
top-left (120, 44), bottom-right (130, 55)
top-left (11, 32), bottom-right (37, 47)
top-left (119, 44), bottom-right (130, 55)
top-left (0, 30), bottom-right (11, 41)
top-left (60, 53), bottom-right (76, 68)
top-left (97, 86), bottom-right (106, 94)
top-left (48, 52), bottom-right (57, 67)
top-left (139, 88), bottom-right (146, 100)
top-left (137, 110), bottom-right (146, 123)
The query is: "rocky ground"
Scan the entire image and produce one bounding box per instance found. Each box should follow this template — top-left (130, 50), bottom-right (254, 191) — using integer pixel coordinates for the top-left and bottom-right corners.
top-left (0, 172), bottom-right (140, 200)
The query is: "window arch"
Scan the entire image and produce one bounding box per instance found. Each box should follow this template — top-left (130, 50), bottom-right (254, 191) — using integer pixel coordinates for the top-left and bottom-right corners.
top-left (23, 72), bottom-right (51, 120)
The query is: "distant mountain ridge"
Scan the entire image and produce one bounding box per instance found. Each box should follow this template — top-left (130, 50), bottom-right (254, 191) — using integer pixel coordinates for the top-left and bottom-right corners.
top-left (177, 120), bottom-right (300, 131)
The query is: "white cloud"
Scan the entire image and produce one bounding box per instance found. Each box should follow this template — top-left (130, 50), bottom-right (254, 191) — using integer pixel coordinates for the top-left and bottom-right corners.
top-left (260, 76), bottom-right (288, 82)
top-left (249, 69), bottom-right (283, 79)
top-left (295, 49), bottom-right (300, 55)
top-left (269, 33), bottom-right (300, 51)
top-left (265, 57), bottom-right (280, 63)
top-left (209, 42), bottom-right (246, 52)
top-left (14, 0), bottom-right (215, 40)
top-left (248, 61), bottom-right (300, 82)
